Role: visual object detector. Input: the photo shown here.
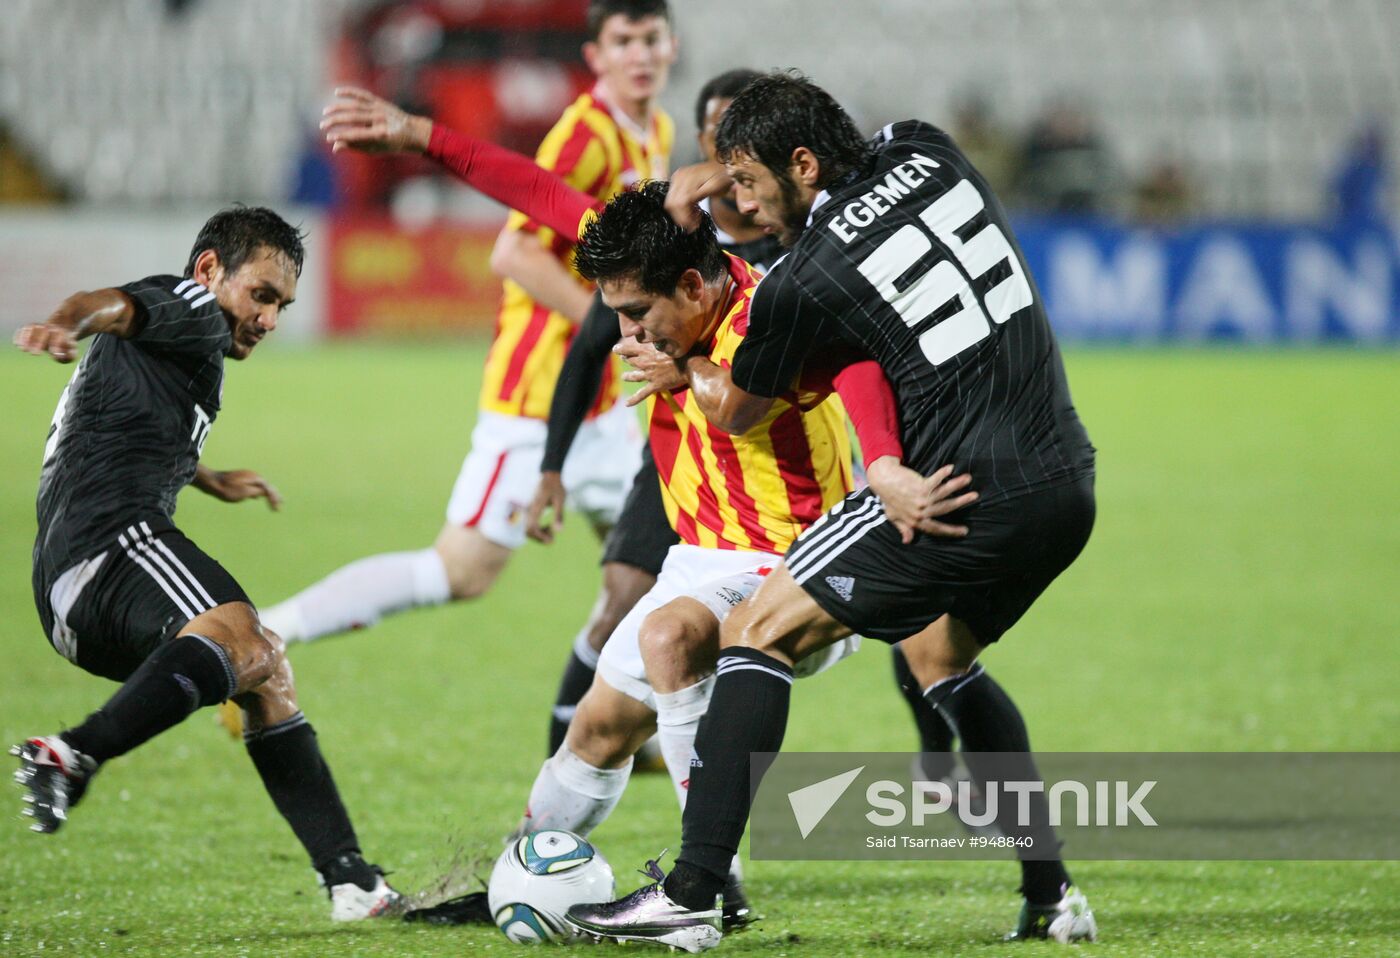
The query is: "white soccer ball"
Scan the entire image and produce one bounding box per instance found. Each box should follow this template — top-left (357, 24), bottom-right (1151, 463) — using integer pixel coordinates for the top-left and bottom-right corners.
top-left (487, 829), bottom-right (615, 943)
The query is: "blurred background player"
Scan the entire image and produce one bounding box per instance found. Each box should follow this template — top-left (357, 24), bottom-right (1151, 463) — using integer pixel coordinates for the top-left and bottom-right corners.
top-left (11, 206), bottom-right (400, 921)
top-left (260, 3), bottom-right (678, 699)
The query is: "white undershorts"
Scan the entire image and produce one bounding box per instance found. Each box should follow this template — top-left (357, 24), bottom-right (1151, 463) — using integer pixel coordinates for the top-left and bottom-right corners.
top-left (597, 543), bottom-right (861, 709)
top-left (445, 401), bottom-right (643, 549)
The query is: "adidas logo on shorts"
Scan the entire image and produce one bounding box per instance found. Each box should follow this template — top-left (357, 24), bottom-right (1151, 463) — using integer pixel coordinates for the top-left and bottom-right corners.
top-left (825, 576), bottom-right (855, 601)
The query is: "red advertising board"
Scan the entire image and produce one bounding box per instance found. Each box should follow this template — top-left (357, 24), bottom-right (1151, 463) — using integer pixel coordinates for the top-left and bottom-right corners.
top-left (327, 216), bottom-right (504, 335)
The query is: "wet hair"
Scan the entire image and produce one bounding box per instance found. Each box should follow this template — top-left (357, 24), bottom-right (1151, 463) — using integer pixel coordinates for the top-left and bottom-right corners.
top-left (574, 180), bottom-right (727, 296)
top-left (586, 0), bottom-right (670, 41)
top-left (715, 70), bottom-right (874, 188)
top-left (183, 205), bottom-right (306, 279)
top-left (693, 68), bottom-right (763, 132)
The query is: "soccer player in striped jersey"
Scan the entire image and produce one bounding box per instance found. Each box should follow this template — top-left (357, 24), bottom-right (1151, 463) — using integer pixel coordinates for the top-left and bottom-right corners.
top-left (260, 2), bottom-right (677, 692)
top-left (11, 207), bottom-right (401, 921)
top-left (529, 69), bottom-right (781, 756)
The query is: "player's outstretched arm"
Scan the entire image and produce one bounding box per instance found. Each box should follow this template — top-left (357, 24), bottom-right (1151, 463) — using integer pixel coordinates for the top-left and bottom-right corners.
top-left (13, 289), bottom-right (139, 363)
top-left (322, 87), bottom-right (599, 241)
top-left (679, 354), bottom-right (773, 433)
top-left (192, 464), bottom-right (282, 510)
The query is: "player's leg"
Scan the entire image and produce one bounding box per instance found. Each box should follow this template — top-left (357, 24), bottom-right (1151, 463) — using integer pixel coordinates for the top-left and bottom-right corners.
top-left (519, 676), bottom-right (654, 836)
top-left (260, 412), bottom-right (542, 643)
top-left (567, 564), bottom-right (840, 948)
top-left (891, 643), bottom-right (957, 780)
top-left (15, 528), bottom-right (253, 832)
top-left (544, 403), bottom-right (656, 753)
top-left (213, 610), bottom-right (400, 919)
top-left (547, 559), bottom-right (655, 754)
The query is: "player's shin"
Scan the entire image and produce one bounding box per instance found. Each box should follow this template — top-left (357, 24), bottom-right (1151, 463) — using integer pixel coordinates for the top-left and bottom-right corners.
top-left (892, 644), bottom-right (957, 779)
top-left (924, 665), bottom-right (1072, 905)
top-left (665, 649), bottom-right (793, 911)
top-left (521, 745), bottom-right (631, 836)
top-left (244, 715), bottom-right (363, 871)
top-left (62, 634), bottom-right (237, 763)
top-left (548, 629), bottom-right (601, 754)
top-left (653, 675), bottom-right (714, 806)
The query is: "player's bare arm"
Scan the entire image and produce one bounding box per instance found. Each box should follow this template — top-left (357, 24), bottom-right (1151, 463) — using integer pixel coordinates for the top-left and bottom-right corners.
top-left (322, 85), bottom-right (594, 322)
top-left (319, 86), bottom-right (432, 155)
top-left (665, 161), bottom-right (734, 231)
top-left (680, 353), bottom-right (772, 433)
top-left (490, 231), bottom-right (595, 323)
top-left (13, 288), bottom-right (138, 363)
top-left (192, 464), bottom-right (283, 511)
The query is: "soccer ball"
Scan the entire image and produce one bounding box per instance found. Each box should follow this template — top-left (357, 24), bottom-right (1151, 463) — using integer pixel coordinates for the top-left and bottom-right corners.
top-left (487, 830), bottom-right (615, 943)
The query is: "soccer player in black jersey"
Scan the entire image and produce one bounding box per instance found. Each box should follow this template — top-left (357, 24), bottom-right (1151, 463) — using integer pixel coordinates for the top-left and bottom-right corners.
top-left (10, 207), bottom-right (401, 922)
top-left (566, 73), bottom-right (1098, 950)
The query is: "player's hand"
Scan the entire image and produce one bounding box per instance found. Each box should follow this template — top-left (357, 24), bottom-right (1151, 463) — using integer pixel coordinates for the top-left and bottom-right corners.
top-left (13, 324), bottom-right (78, 363)
top-left (526, 471), bottom-right (567, 544)
top-left (199, 469), bottom-right (283, 510)
top-left (866, 458), bottom-right (977, 543)
top-left (615, 338), bottom-right (686, 407)
top-left (320, 86), bottom-right (432, 155)
top-left (665, 161), bottom-right (734, 231)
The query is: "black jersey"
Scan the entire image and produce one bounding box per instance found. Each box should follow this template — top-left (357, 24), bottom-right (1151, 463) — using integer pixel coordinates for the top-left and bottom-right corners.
top-left (731, 121), bottom-right (1095, 504)
top-left (34, 275), bottom-right (232, 582)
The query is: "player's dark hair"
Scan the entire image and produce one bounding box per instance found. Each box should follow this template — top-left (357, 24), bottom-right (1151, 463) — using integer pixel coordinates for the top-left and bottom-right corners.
top-left (586, 0), bottom-right (670, 41)
top-left (715, 71), bottom-right (874, 188)
top-left (183, 205), bottom-right (306, 279)
top-left (574, 180), bottom-right (727, 296)
top-left (693, 68), bottom-right (762, 132)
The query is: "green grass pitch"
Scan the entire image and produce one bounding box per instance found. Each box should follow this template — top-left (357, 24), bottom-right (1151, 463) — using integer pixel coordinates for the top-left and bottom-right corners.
top-left (1, 342), bottom-right (1397, 956)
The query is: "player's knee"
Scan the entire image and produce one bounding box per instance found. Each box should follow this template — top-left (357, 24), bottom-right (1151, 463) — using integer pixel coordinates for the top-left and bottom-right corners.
top-left (235, 630), bottom-right (284, 691)
top-left (639, 609), bottom-right (710, 687)
top-left (435, 529), bottom-right (508, 600)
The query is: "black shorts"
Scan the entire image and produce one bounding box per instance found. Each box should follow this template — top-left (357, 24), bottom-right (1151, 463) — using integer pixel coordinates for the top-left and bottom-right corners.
top-left (788, 476), bottom-right (1095, 644)
top-left (34, 518), bottom-right (250, 683)
top-left (600, 445), bottom-right (680, 577)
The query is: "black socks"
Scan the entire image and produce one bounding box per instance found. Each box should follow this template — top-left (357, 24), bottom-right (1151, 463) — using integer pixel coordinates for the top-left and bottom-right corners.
top-left (62, 634), bottom-right (236, 763)
top-left (245, 716), bottom-right (362, 873)
top-left (548, 647), bottom-right (598, 754)
top-left (925, 665), bottom-right (1071, 905)
top-left (667, 648), bottom-right (794, 911)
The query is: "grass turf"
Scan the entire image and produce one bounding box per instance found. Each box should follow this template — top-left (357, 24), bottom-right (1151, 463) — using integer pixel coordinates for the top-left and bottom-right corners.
top-left (0, 342), bottom-right (1396, 956)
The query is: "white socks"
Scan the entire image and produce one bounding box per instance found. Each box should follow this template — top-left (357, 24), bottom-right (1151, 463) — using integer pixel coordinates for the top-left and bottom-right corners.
top-left (654, 676), bottom-right (715, 808)
top-left (260, 548), bottom-right (451, 642)
top-left (655, 677), bottom-right (744, 885)
top-left (521, 745), bottom-right (632, 836)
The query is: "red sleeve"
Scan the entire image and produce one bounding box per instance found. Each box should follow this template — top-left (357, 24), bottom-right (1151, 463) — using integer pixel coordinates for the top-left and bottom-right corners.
top-left (425, 123), bottom-right (602, 239)
top-left (800, 356), bottom-right (904, 464)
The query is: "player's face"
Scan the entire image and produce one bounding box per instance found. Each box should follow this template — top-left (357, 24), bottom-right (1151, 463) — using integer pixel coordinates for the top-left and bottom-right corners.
top-left (205, 247), bottom-right (297, 360)
top-left (700, 96), bottom-right (755, 222)
top-left (600, 270), bottom-right (706, 359)
top-left (726, 152), bottom-right (814, 247)
top-left (585, 15), bottom-right (676, 106)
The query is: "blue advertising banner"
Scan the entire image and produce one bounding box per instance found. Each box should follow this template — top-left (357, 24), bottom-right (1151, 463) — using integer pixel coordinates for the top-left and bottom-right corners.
top-left (1013, 219), bottom-right (1400, 343)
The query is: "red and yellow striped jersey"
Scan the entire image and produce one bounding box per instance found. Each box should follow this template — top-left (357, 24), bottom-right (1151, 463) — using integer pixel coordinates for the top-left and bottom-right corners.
top-left (649, 256), bottom-right (855, 553)
top-left (480, 88), bottom-right (673, 420)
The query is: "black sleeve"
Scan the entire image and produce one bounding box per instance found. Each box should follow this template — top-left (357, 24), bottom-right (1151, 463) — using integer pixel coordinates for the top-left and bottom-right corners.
top-left (120, 275), bottom-right (232, 356)
top-left (541, 290), bottom-right (621, 472)
top-left (729, 264), bottom-right (836, 399)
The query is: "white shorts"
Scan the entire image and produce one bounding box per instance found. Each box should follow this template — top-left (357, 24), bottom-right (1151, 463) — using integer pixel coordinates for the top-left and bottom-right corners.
top-left (445, 401), bottom-right (643, 549)
top-left (597, 544), bottom-right (861, 709)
